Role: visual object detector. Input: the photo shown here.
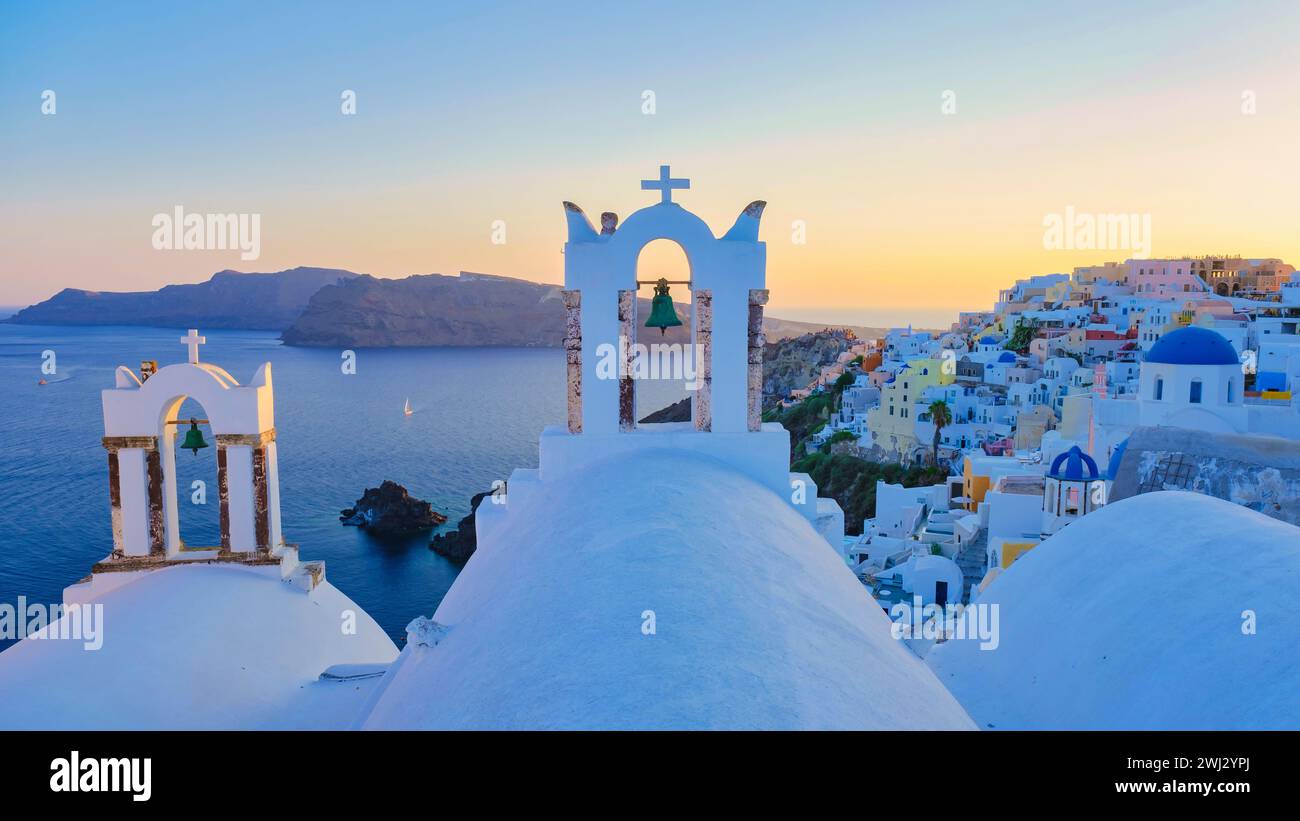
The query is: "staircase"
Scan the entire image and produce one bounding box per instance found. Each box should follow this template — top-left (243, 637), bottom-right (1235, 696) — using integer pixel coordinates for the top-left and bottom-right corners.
top-left (955, 531), bottom-right (988, 603)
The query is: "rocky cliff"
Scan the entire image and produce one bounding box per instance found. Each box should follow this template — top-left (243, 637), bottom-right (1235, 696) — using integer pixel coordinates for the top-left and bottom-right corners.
top-left (10, 263), bottom-right (889, 350)
top-left (281, 271), bottom-right (886, 348)
top-left (5, 267), bottom-right (357, 330)
top-left (762, 329), bottom-right (860, 402)
top-left (286, 272), bottom-right (564, 347)
top-left (281, 271), bottom-right (702, 348)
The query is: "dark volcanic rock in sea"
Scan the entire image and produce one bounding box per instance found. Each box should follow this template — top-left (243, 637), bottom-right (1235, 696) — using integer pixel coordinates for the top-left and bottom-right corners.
top-left (429, 490), bottom-right (492, 563)
top-left (340, 481), bottom-right (447, 538)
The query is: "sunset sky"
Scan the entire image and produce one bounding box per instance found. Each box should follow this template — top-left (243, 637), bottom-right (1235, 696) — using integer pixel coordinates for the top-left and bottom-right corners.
top-left (3, 0), bottom-right (1300, 326)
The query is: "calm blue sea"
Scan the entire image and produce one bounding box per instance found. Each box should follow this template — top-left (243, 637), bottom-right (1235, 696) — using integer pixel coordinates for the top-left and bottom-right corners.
top-left (0, 324), bottom-right (687, 648)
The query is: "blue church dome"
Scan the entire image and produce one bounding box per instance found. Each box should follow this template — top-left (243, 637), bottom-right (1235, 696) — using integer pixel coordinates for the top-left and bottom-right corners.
top-left (979, 335), bottom-right (999, 345)
top-left (1146, 326), bottom-right (1238, 366)
top-left (997, 351), bottom-right (1017, 363)
top-left (1106, 437), bottom-right (1129, 481)
top-left (1048, 445), bottom-right (1100, 482)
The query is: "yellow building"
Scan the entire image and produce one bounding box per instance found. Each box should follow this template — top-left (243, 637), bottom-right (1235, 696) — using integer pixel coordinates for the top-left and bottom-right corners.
top-left (1000, 540), bottom-right (1040, 568)
top-left (865, 357), bottom-right (953, 463)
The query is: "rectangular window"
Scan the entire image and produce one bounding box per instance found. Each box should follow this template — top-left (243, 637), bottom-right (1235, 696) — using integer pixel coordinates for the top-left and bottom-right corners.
top-left (1190, 381), bottom-right (1202, 403)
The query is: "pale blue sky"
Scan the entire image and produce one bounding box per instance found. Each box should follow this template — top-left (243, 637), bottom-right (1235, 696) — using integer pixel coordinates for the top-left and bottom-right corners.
top-left (4, 0), bottom-right (1299, 325)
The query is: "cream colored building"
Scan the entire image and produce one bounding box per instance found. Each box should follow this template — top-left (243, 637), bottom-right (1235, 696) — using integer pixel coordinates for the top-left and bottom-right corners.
top-left (865, 357), bottom-right (954, 463)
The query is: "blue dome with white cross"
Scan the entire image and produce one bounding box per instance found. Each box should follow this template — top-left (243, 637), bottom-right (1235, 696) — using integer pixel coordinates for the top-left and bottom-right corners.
top-left (1146, 326), bottom-right (1238, 366)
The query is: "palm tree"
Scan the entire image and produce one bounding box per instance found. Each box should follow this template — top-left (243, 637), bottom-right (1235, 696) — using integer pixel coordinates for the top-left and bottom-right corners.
top-left (928, 399), bottom-right (952, 466)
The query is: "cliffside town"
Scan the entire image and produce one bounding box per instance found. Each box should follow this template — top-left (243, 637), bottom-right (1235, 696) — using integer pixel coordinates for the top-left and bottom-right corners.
top-left (775, 255), bottom-right (1300, 607)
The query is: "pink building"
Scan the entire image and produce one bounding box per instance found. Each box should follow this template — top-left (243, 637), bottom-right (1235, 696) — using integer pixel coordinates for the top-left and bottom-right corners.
top-left (1128, 259), bottom-right (1210, 296)
top-left (1129, 256), bottom-right (1295, 296)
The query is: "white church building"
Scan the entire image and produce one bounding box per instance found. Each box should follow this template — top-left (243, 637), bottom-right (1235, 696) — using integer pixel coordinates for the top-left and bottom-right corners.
top-left (1092, 324), bottom-right (1300, 463)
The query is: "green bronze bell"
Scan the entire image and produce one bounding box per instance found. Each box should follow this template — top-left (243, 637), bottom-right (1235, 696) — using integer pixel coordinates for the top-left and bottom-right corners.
top-left (180, 419), bottom-right (209, 455)
top-left (644, 278), bottom-right (683, 335)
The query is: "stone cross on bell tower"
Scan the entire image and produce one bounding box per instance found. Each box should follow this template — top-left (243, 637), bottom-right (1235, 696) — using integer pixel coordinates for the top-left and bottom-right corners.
top-left (180, 328), bottom-right (206, 363)
top-left (640, 165), bottom-right (690, 204)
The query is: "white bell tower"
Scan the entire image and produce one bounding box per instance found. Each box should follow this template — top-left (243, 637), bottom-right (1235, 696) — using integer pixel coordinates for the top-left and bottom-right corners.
top-left (475, 168), bottom-right (846, 550)
top-left (86, 330), bottom-right (324, 596)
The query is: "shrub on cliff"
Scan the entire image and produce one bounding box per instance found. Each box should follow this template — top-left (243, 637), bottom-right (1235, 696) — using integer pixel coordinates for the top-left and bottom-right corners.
top-left (791, 452), bottom-right (947, 535)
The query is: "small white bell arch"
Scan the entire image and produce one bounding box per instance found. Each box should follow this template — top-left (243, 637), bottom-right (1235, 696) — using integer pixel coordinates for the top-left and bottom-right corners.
top-left (100, 332), bottom-right (282, 560)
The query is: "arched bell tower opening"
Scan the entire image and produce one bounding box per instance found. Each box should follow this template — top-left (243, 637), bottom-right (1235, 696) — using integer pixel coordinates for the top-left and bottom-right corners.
top-left (631, 238), bottom-right (695, 426)
top-left (161, 395), bottom-right (222, 551)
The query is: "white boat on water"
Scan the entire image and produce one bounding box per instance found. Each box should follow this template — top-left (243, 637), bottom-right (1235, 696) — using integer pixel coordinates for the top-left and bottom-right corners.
top-left (403, 398), bottom-right (413, 416)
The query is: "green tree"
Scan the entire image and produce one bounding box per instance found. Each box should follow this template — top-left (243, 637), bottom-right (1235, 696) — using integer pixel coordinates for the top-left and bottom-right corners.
top-left (928, 399), bottom-right (952, 466)
top-left (1005, 318), bottom-right (1040, 354)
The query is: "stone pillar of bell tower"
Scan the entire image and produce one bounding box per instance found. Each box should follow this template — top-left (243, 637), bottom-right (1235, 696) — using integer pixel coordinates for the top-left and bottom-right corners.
top-left (692, 290), bottom-right (712, 432)
top-left (748, 289), bottom-right (769, 431)
top-left (562, 290), bottom-right (582, 434)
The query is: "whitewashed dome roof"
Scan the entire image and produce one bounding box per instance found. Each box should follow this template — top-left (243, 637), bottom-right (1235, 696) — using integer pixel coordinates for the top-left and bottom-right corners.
top-left (928, 491), bottom-right (1300, 729)
top-left (0, 564), bottom-right (398, 729)
top-left (360, 449), bottom-right (975, 730)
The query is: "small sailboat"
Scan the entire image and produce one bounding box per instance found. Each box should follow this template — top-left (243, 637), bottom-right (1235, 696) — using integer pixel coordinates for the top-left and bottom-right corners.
top-left (403, 398), bottom-right (413, 416)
